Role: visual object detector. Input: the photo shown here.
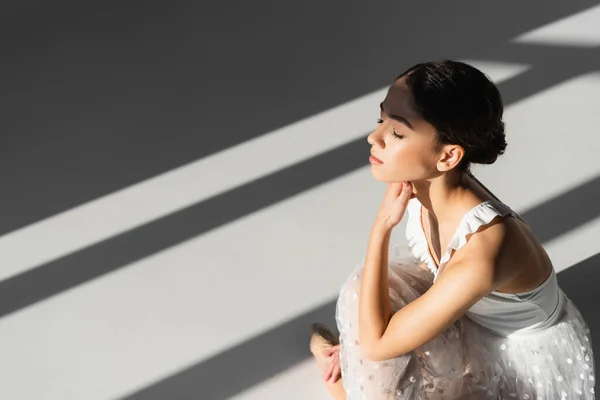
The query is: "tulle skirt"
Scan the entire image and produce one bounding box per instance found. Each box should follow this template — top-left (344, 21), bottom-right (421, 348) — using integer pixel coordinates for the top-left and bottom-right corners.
top-left (335, 246), bottom-right (595, 399)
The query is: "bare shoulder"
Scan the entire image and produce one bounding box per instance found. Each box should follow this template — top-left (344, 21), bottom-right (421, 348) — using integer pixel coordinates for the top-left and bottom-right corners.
top-left (458, 215), bottom-right (509, 261)
top-left (449, 215), bottom-right (533, 290)
top-left (442, 216), bottom-right (509, 285)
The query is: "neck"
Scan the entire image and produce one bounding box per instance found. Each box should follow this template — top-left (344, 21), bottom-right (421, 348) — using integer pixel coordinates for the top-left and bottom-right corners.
top-left (411, 171), bottom-right (475, 223)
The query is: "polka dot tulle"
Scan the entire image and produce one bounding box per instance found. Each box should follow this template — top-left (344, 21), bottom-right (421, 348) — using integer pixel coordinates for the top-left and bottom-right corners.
top-left (335, 247), bottom-right (595, 399)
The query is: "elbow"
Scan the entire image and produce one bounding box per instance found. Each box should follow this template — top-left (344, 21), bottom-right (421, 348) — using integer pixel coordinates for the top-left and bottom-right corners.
top-left (360, 341), bottom-right (385, 362)
top-left (360, 340), bottom-right (409, 362)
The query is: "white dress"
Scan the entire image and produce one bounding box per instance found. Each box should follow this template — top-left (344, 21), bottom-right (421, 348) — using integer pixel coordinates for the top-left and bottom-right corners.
top-left (335, 198), bottom-right (595, 399)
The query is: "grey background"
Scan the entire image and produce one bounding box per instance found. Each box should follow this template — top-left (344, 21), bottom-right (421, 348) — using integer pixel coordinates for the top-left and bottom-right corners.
top-left (1, 1), bottom-right (599, 399)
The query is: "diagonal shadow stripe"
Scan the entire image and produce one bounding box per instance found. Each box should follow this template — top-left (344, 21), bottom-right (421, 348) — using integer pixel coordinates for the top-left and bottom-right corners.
top-left (8, 1), bottom-right (600, 241)
top-left (521, 175), bottom-right (600, 242)
top-left (500, 61), bottom-right (596, 106)
top-left (2, 48), bottom-right (598, 318)
top-left (558, 252), bottom-right (600, 325)
top-left (4, 0), bottom-right (591, 236)
top-left (3, 143), bottom-right (600, 324)
top-left (556, 252), bottom-right (600, 378)
top-left (480, 44), bottom-right (600, 105)
top-left (120, 299), bottom-right (339, 400)
top-left (4, 40), bottom-right (596, 290)
top-left (479, 42), bottom-right (600, 66)
top-left (0, 137), bottom-right (370, 318)
top-left (0, 36), bottom-right (598, 371)
top-left (117, 174), bottom-right (600, 400)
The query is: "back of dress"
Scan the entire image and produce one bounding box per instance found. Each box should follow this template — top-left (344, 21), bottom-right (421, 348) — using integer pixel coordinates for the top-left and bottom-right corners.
top-left (405, 197), bottom-right (563, 337)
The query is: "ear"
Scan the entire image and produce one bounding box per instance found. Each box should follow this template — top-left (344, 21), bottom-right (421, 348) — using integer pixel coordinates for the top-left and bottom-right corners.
top-left (437, 144), bottom-right (465, 172)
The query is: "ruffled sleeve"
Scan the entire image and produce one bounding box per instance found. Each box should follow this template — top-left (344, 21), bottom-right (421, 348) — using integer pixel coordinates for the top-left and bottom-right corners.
top-left (437, 200), bottom-right (514, 276)
top-left (405, 198), bottom-right (514, 280)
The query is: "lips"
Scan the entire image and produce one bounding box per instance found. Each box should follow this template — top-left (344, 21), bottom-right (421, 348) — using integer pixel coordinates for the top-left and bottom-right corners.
top-left (370, 154), bottom-right (383, 163)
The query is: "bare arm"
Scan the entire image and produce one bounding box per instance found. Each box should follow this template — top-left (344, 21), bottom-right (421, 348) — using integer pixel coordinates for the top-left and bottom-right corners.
top-left (358, 227), bottom-right (394, 353)
top-left (358, 218), bottom-right (506, 361)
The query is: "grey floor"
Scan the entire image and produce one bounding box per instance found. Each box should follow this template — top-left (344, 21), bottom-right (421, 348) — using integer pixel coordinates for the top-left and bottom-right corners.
top-left (1, 1), bottom-right (600, 399)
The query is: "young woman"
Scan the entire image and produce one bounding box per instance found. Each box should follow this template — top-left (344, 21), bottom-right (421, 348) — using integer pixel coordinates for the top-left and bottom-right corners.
top-left (309, 60), bottom-right (595, 399)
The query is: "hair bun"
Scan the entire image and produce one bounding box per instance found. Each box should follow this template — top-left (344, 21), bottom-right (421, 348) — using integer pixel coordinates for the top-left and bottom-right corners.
top-left (467, 121), bottom-right (507, 165)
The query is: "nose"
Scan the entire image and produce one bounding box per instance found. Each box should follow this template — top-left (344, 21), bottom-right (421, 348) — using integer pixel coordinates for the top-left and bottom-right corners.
top-left (367, 126), bottom-right (384, 147)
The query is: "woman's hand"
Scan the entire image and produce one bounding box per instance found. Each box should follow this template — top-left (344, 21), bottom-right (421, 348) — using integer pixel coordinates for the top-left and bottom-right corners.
top-left (374, 182), bottom-right (413, 231)
top-left (322, 344), bottom-right (341, 383)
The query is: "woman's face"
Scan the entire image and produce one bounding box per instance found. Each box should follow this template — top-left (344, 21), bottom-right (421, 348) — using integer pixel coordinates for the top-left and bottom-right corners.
top-left (367, 77), bottom-right (441, 183)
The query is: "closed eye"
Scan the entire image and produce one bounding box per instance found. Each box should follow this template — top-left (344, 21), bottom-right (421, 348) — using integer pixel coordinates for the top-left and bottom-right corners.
top-left (391, 129), bottom-right (404, 139)
top-left (377, 118), bottom-right (404, 139)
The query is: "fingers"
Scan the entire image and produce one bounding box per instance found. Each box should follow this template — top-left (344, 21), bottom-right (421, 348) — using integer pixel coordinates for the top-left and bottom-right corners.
top-left (386, 182), bottom-right (412, 198)
top-left (385, 182), bottom-right (403, 197)
top-left (399, 181), bottom-right (413, 202)
top-left (323, 360), bottom-right (342, 383)
top-left (389, 182), bottom-right (403, 191)
top-left (391, 182), bottom-right (412, 214)
top-left (321, 347), bottom-right (341, 382)
top-left (329, 364), bottom-right (341, 383)
top-left (322, 359), bottom-right (334, 381)
top-left (323, 345), bottom-right (340, 357)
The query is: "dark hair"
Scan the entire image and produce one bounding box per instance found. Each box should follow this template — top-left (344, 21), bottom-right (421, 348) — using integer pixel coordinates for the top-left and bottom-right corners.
top-left (398, 60), bottom-right (507, 170)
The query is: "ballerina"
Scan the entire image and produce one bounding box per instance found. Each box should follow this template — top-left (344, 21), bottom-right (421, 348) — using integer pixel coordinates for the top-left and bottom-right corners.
top-left (310, 60), bottom-right (595, 399)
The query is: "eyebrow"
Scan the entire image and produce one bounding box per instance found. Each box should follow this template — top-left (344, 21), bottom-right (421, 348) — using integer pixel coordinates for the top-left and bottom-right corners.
top-left (380, 102), bottom-right (414, 129)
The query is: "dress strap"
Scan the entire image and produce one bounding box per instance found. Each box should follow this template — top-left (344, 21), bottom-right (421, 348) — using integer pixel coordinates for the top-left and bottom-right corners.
top-left (405, 197), bottom-right (516, 280)
top-left (436, 200), bottom-right (513, 278)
